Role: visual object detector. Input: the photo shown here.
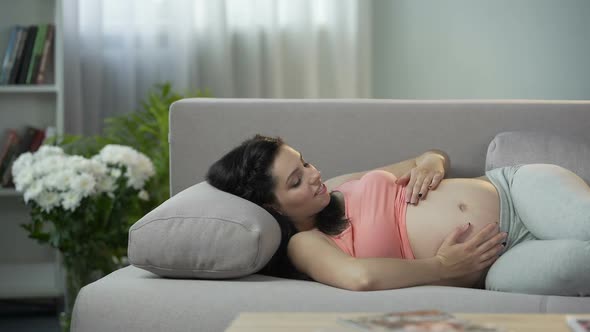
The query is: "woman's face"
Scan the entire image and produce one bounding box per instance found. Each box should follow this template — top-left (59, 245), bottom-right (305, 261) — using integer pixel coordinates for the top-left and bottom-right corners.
top-left (269, 145), bottom-right (331, 229)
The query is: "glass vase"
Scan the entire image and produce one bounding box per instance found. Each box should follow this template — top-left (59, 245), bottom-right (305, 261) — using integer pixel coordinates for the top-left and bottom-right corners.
top-left (58, 259), bottom-right (104, 332)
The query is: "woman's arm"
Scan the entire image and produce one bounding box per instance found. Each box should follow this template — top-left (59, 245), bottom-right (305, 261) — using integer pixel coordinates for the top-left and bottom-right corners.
top-left (287, 231), bottom-right (443, 291)
top-left (325, 150), bottom-right (450, 191)
top-left (288, 223), bottom-right (503, 291)
top-left (415, 149), bottom-right (450, 175)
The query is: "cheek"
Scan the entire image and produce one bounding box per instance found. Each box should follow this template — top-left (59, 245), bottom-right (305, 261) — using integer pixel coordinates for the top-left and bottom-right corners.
top-left (285, 189), bottom-right (313, 208)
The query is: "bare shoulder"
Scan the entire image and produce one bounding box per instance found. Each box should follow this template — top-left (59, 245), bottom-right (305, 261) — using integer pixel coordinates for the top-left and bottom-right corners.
top-left (290, 228), bottom-right (337, 247)
top-left (324, 157), bottom-right (418, 191)
top-left (324, 172), bottom-right (364, 191)
top-left (474, 175), bottom-right (490, 181)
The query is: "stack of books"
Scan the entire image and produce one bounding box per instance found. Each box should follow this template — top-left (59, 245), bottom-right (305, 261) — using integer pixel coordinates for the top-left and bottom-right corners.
top-left (0, 24), bottom-right (55, 85)
top-left (0, 126), bottom-right (54, 188)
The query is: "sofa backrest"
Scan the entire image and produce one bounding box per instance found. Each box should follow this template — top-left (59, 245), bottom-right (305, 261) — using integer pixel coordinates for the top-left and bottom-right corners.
top-left (169, 99), bottom-right (590, 196)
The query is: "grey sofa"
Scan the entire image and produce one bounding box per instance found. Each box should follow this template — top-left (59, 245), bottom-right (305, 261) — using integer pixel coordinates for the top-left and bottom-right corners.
top-left (72, 99), bottom-right (590, 332)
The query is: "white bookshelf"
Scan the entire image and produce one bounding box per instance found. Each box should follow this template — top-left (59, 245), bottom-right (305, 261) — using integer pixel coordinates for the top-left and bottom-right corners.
top-left (0, 85), bottom-right (59, 93)
top-left (0, 188), bottom-right (20, 197)
top-left (0, 0), bottom-right (64, 299)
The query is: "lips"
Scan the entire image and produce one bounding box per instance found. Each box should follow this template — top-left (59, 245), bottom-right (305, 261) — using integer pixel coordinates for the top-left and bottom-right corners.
top-left (315, 183), bottom-right (326, 196)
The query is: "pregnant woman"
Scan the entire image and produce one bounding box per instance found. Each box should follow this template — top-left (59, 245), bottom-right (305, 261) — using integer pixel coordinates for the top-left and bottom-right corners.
top-left (206, 134), bottom-right (590, 296)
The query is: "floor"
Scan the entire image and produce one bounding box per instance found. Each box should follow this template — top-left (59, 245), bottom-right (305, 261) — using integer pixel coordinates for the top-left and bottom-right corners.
top-left (0, 298), bottom-right (62, 332)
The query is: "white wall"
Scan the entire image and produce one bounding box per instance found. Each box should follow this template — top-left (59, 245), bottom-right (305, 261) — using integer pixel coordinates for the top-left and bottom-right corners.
top-left (372, 0), bottom-right (590, 99)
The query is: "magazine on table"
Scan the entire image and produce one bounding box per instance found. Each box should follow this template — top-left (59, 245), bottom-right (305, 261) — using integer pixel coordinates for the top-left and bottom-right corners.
top-left (567, 315), bottom-right (590, 332)
top-left (336, 310), bottom-right (506, 332)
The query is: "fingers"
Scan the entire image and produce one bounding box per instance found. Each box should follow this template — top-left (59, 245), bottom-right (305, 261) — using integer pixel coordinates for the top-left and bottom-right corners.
top-left (410, 172), bottom-right (427, 204)
top-left (465, 222), bottom-right (501, 250)
top-left (405, 169), bottom-right (418, 203)
top-left (442, 223), bottom-right (471, 247)
top-left (406, 169), bottom-right (428, 204)
top-left (430, 171), bottom-right (444, 190)
top-left (404, 169), bottom-right (444, 205)
top-left (478, 242), bottom-right (505, 261)
top-left (476, 230), bottom-right (508, 254)
top-left (395, 172), bottom-right (411, 186)
top-left (478, 253), bottom-right (500, 270)
top-left (418, 174), bottom-right (434, 200)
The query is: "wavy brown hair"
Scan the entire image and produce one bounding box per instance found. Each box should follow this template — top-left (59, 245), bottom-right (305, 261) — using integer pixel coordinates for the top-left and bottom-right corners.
top-left (205, 134), bottom-right (349, 279)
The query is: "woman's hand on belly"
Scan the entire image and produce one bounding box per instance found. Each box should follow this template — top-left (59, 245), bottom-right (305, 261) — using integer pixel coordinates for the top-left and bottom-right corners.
top-left (405, 178), bottom-right (501, 259)
top-left (435, 222), bottom-right (507, 280)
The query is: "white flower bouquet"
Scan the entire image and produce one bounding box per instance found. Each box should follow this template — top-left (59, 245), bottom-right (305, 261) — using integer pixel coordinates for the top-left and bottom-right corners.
top-left (12, 144), bottom-right (155, 310)
top-left (13, 145), bottom-right (154, 213)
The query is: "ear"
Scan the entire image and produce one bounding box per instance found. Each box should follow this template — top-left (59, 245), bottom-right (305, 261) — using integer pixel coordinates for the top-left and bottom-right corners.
top-left (264, 203), bottom-right (283, 215)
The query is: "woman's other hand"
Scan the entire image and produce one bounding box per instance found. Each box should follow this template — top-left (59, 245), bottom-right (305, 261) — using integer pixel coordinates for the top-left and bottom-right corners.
top-left (435, 222), bottom-right (507, 279)
top-left (395, 165), bottom-right (444, 205)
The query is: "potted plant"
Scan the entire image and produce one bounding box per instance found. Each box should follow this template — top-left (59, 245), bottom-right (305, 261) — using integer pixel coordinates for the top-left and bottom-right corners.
top-left (14, 82), bottom-right (210, 331)
top-left (12, 144), bottom-right (155, 330)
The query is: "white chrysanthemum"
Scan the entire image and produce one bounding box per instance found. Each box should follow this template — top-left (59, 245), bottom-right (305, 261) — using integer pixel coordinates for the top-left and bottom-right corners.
top-left (138, 190), bottom-right (149, 201)
top-left (13, 143), bottom-right (153, 214)
top-left (71, 173), bottom-right (96, 197)
top-left (36, 190), bottom-right (61, 213)
top-left (95, 145), bottom-right (155, 190)
top-left (61, 191), bottom-right (83, 211)
top-left (14, 168), bottom-right (34, 192)
top-left (125, 168), bottom-right (145, 190)
top-left (110, 168), bottom-right (122, 178)
top-left (23, 181), bottom-right (44, 203)
top-left (88, 160), bottom-right (108, 177)
top-left (35, 146), bottom-right (64, 158)
top-left (96, 176), bottom-right (117, 194)
top-left (45, 170), bottom-right (76, 191)
top-left (33, 155), bottom-right (67, 176)
top-left (94, 145), bottom-right (128, 165)
top-left (12, 152), bottom-right (33, 178)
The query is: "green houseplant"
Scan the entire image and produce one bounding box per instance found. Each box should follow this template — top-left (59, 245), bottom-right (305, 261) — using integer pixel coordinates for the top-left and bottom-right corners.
top-left (58, 82), bottom-right (211, 212)
top-left (17, 82), bottom-right (210, 331)
top-left (13, 144), bottom-right (156, 331)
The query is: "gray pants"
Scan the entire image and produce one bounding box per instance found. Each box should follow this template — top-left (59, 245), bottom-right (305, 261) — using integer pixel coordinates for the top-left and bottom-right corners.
top-left (484, 164), bottom-right (590, 296)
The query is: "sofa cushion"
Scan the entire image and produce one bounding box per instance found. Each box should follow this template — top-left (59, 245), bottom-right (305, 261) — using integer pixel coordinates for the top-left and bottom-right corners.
top-left (486, 131), bottom-right (590, 184)
top-left (127, 181), bottom-right (281, 279)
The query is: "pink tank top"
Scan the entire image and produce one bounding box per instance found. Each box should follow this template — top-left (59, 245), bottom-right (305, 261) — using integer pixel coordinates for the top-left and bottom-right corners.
top-left (328, 170), bottom-right (415, 259)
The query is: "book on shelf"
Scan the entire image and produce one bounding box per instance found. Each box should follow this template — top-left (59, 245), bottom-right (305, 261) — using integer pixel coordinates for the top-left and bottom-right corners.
top-left (7, 26), bottom-right (28, 85)
top-left (26, 24), bottom-right (48, 84)
top-left (0, 129), bottom-right (20, 182)
top-left (0, 26), bottom-right (19, 84)
top-left (338, 310), bottom-right (506, 332)
top-left (36, 24), bottom-right (55, 84)
top-left (15, 25), bottom-right (37, 84)
top-left (29, 127), bottom-right (46, 152)
top-left (1, 23), bottom-right (55, 86)
top-left (0, 126), bottom-right (46, 188)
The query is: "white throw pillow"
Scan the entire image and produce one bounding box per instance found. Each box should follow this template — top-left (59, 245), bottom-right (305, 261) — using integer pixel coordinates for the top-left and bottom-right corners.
top-left (128, 181), bottom-right (281, 279)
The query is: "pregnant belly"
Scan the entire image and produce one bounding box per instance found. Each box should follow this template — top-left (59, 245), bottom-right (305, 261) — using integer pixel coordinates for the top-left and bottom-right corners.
top-left (405, 178), bottom-right (500, 287)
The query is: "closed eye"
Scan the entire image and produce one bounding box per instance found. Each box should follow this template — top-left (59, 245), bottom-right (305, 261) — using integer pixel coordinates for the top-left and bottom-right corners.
top-left (293, 160), bottom-right (311, 187)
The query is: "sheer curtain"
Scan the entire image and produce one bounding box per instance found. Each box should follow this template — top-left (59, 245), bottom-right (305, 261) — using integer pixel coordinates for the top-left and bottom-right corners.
top-left (63, 0), bottom-right (372, 135)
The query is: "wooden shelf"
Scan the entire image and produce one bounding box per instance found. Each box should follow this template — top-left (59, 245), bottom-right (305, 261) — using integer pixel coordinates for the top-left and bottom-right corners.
top-left (0, 262), bottom-right (63, 299)
top-left (0, 85), bottom-right (58, 93)
top-left (0, 0), bottom-right (64, 300)
top-left (0, 188), bottom-right (21, 197)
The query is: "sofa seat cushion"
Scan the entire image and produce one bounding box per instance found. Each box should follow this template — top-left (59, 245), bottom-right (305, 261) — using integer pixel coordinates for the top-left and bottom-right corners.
top-left (72, 266), bottom-right (590, 332)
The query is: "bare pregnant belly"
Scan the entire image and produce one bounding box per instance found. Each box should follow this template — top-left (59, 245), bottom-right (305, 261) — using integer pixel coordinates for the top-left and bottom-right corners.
top-left (405, 178), bottom-right (500, 287)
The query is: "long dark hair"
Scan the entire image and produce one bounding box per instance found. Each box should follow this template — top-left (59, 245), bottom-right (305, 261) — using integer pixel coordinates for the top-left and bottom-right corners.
top-left (205, 134), bottom-right (349, 280)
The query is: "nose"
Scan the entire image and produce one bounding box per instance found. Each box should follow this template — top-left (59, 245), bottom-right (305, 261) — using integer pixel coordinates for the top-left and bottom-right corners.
top-left (310, 169), bottom-right (321, 184)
